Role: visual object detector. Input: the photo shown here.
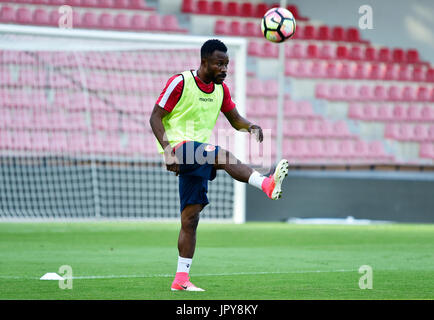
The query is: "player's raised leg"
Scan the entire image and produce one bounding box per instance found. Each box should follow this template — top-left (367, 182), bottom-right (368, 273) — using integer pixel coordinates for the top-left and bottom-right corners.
top-left (214, 148), bottom-right (289, 200)
top-left (171, 204), bottom-right (205, 292)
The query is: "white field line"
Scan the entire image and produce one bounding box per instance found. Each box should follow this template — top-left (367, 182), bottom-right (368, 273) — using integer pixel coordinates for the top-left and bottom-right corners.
top-left (0, 269), bottom-right (357, 280)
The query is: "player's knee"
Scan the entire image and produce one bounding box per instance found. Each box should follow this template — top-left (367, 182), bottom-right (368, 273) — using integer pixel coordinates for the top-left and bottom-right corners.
top-left (183, 213), bottom-right (200, 231)
top-left (215, 148), bottom-right (236, 168)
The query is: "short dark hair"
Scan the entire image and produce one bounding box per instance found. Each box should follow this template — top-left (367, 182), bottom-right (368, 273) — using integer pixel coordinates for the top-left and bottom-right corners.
top-left (201, 39), bottom-right (227, 60)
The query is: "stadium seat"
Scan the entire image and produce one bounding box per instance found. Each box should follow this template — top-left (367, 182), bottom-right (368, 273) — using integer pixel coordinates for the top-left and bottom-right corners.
top-left (325, 62), bottom-right (339, 78)
top-left (181, 0), bottom-right (194, 13)
top-left (406, 49), bottom-right (419, 64)
top-left (315, 83), bottom-right (328, 99)
top-left (384, 63), bottom-right (399, 81)
top-left (407, 104), bottom-right (421, 122)
top-left (398, 65), bottom-right (412, 81)
top-left (114, 13), bottom-right (130, 30)
top-left (331, 26), bottom-right (345, 42)
top-left (393, 104), bottom-right (406, 121)
top-left (346, 27), bottom-right (361, 42)
top-left (164, 15), bottom-right (183, 32)
top-left (373, 85), bottom-right (388, 101)
top-left (306, 44), bottom-right (318, 59)
top-left (427, 68), bottom-right (434, 83)
top-left (302, 25), bottom-right (315, 40)
top-left (388, 86), bottom-right (402, 101)
top-left (369, 63), bottom-right (384, 80)
top-left (319, 44), bottom-right (334, 60)
top-left (328, 83), bottom-right (344, 100)
top-left (262, 41), bottom-right (278, 58)
top-left (0, 6), bottom-right (15, 23)
top-left (210, 1), bottom-right (224, 15)
top-left (99, 13), bottom-right (115, 29)
top-left (284, 119), bottom-right (304, 137)
top-left (378, 47), bottom-right (391, 63)
top-left (81, 0), bottom-right (98, 7)
top-left (339, 62), bottom-right (355, 79)
top-left (310, 61), bottom-right (326, 79)
top-left (392, 48), bottom-right (405, 63)
top-left (240, 2), bottom-right (254, 17)
top-left (130, 14), bottom-right (146, 30)
top-left (348, 103), bottom-right (363, 119)
top-left (243, 21), bottom-right (261, 37)
top-left (130, 0), bottom-right (148, 9)
top-left (254, 3), bottom-right (269, 18)
top-left (354, 62), bottom-right (369, 79)
top-left (420, 143), bottom-right (434, 159)
top-left (225, 1), bottom-right (240, 16)
top-left (413, 124), bottom-right (428, 141)
top-left (336, 46), bottom-right (348, 60)
top-left (417, 86), bottom-right (430, 102)
top-left (196, 0), bottom-right (209, 14)
top-left (343, 84), bottom-right (358, 100)
top-left (364, 47), bottom-right (377, 61)
top-left (81, 12), bottom-right (99, 29)
top-left (290, 43), bottom-right (305, 59)
top-left (348, 45), bottom-right (363, 60)
top-left (146, 14), bottom-right (162, 31)
top-left (412, 66), bottom-right (426, 82)
top-left (247, 40), bottom-right (260, 56)
top-left (402, 86), bottom-right (417, 101)
top-left (33, 8), bottom-right (50, 25)
top-left (214, 19), bottom-right (226, 35)
top-left (16, 7), bottom-right (32, 24)
top-left (317, 25), bottom-right (330, 41)
top-left (358, 85), bottom-right (373, 101)
top-left (338, 140), bottom-right (355, 158)
top-left (227, 20), bottom-right (242, 36)
top-left (377, 104), bottom-right (394, 121)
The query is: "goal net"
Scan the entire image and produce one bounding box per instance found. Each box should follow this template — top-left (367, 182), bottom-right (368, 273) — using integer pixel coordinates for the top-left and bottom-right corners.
top-left (0, 25), bottom-right (252, 223)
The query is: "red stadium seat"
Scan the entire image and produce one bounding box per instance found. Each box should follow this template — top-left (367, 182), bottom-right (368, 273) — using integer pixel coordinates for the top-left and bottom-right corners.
top-left (427, 68), bottom-right (434, 83)
top-left (99, 13), bottom-right (115, 29)
top-left (33, 8), bottom-right (50, 25)
top-left (225, 1), bottom-right (240, 16)
top-left (346, 27), bottom-right (360, 42)
top-left (317, 25), bottom-right (330, 41)
top-left (325, 62), bottom-right (339, 78)
top-left (240, 2), bottom-right (254, 17)
top-left (306, 44), bottom-right (318, 59)
top-left (255, 3), bottom-right (269, 18)
top-left (393, 104), bottom-right (406, 121)
top-left (99, 0), bottom-right (115, 8)
top-left (373, 85), bottom-right (387, 101)
top-left (384, 64), bottom-right (398, 81)
top-left (336, 45), bottom-right (348, 60)
top-left (130, 0), bottom-right (147, 9)
top-left (354, 62), bottom-right (369, 79)
top-left (343, 84), bottom-right (358, 99)
top-left (210, 1), bottom-right (224, 15)
top-left (243, 21), bottom-right (261, 37)
top-left (364, 47), bottom-right (377, 61)
top-left (331, 26), bottom-right (345, 41)
top-left (412, 66), bottom-right (426, 82)
top-left (378, 47), bottom-right (391, 62)
top-left (398, 65), bottom-right (412, 81)
top-left (310, 61), bottom-right (326, 79)
top-left (340, 63), bottom-right (355, 79)
top-left (0, 6), bottom-right (15, 23)
top-left (359, 85), bottom-right (373, 101)
top-left (81, 0), bottom-right (98, 7)
top-left (164, 15), bottom-right (183, 32)
top-left (227, 20), bottom-right (241, 36)
top-left (369, 63), bottom-right (384, 80)
top-left (402, 86), bottom-right (417, 101)
top-left (181, 0), bottom-right (194, 13)
top-left (406, 49), bottom-right (419, 64)
top-left (286, 5), bottom-right (300, 20)
top-left (392, 48), bottom-right (405, 63)
top-left (388, 86), bottom-right (402, 101)
top-left (16, 7), bottom-right (32, 24)
top-left (196, 0), bottom-right (209, 14)
top-left (417, 86), bottom-right (430, 102)
top-left (302, 25), bottom-right (315, 40)
top-left (262, 41), bottom-right (278, 58)
top-left (289, 43), bottom-right (305, 59)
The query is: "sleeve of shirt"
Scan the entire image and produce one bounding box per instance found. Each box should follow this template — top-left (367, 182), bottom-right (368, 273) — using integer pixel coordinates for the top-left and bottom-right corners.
top-left (220, 82), bottom-right (236, 113)
top-left (155, 74), bottom-right (184, 113)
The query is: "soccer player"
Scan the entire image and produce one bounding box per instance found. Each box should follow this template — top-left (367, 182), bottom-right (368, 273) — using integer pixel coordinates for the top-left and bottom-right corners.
top-left (149, 39), bottom-right (289, 292)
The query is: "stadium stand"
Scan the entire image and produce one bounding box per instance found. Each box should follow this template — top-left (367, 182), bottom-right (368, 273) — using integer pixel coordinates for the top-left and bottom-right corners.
top-left (0, 0), bottom-right (433, 164)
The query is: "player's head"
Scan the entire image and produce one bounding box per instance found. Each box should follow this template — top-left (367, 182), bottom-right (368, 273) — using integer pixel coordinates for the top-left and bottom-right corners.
top-left (200, 39), bottom-right (228, 84)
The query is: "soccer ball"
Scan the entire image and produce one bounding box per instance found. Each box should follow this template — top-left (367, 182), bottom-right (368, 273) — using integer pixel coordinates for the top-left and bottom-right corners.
top-left (261, 7), bottom-right (296, 43)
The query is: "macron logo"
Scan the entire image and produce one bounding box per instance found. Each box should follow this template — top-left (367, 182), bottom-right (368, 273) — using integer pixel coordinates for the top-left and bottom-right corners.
top-left (199, 97), bottom-right (213, 102)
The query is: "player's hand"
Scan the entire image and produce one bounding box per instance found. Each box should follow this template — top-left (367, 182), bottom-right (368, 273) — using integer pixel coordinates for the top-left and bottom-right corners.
top-left (163, 146), bottom-right (180, 176)
top-left (248, 124), bottom-right (263, 143)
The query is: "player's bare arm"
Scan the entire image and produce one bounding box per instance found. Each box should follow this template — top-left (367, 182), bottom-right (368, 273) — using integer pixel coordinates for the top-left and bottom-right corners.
top-left (149, 104), bottom-right (180, 175)
top-left (224, 107), bottom-right (263, 142)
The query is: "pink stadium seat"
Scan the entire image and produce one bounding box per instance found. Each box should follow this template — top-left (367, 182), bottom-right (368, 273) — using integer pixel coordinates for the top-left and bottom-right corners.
top-left (402, 86), bottom-right (417, 101)
top-left (317, 25), bottom-right (330, 41)
top-left (99, 13), bottom-right (115, 29)
top-left (373, 84), bottom-right (388, 101)
top-left (420, 143), bottom-right (434, 159)
top-left (240, 2), bottom-right (254, 17)
top-left (310, 61), bottom-right (326, 79)
top-left (384, 64), bottom-right (398, 81)
top-left (397, 123), bottom-right (414, 141)
top-left (210, 1), bottom-right (224, 15)
top-left (407, 104), bottom-right (421, 122)
top-left (354, 140), bottom-right (369, 157)
top-left (227, 20), bottom-right (241, 36)
top-left (33, 8), bottom-right (50, 25)
top-left (328, 83), bottom-right (344, 100)
top-left (338, 140), bottom-right (355, 158)
top-left (333, 120), bottom-right (352, 138)
top-left (247, 40), bottom-right (260, 56)
top-left (368, 141), bottom-right (389, 159)
top-left (393, 104), bottom-right (406, 121)
top-left (16, 7), bottom-right (32, 24)
top-left (290, 43), bottom-right (305, 59)
top-left (378, 47), bottom-right (391, 63)
top-left (302, 25), bottom-right (315, 40)
top-left (114, 13), bottom-right (129, 30)
top-left (164, 15), bottom-right (182, 32)
top-left (406, 49), bottom-right (419, 64)
top-left (319, 44), bottom-right (334, 60)
top-left (225, 1), bottom-right (240, 16)
top-left (146, 14), bottom-right (162, 31)
top-left (348, 103), bottom-right (363, 119)
top-left (362, 103), bottom-right (376, 120)
top-left (243, 21), bottom-right (261, 37)
top-left (417, 86), bottom-right (430, 102)
top-left (255, 3), bottom-right (269, 18)
top-left (358, 85), bottom-right (373, 101)
top-left (295, 60), bottom-right (310, 78)
top-left (323, 139), bottom-right (340, 158)
top-left (336, 46), bottom-right (348, 60)
top-left (325, 62), bottom-right (339, 78)
top-left (306, 140), bottom-right (324, 158)
top-left (412, 66), bottom-right (426, 82)
top-left (214, 19), bottom-right (226, 35)
top-left (284, 119), bottom-right (304, 137)
top-left (354, 62), bottom-right (369, 79)
top-left (130, 0), bottom-right (148, 9)
top-left (398, 65), bottom-right (412, 81)
top-left (348, 45), bottom-right (363, 60)
top-left (384, 123), bottom-right (398, 139)
top-left (196, 0), bottom-right (209, 14)
top-left (369, 63), bottom-right (384, 80)
top-left (315, 83), bottom-right (328, 99)
top-left (99, 0), bottom-right (115, 8)
top-left (262, 41), bottom-right (278, 58)
top-left (388, 86), bottom-right (402, 101)
top-left (81, 12), bottom-right (98, 28)
top-left (331, 26), bottom-right (345, 42)
top-left (413, 124), bottom-right (428, 141)
top-left (343, 83), bottom-right (358, 100)
top-left (377, 104), bottom-right (394, 121)
top-left (0, 6), bottom-right (15, 23)
top-left (317, 120), bottom-right (333, 138)
top-left (130, 14), bottom-right (146, 30)
top-left (306, 44), bottom-right (318, 59)
top-left (339, 62), bottom-right (355, 79)
top-left (82, 0), bottom-right (99, 7)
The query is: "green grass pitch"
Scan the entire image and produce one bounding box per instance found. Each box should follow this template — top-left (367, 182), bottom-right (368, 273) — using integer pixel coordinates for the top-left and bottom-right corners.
top-left (0, 222), bottom-right (433, 300)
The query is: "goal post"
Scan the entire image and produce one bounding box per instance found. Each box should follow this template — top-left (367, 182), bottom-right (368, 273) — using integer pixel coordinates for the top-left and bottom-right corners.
top-left (0, 24), bottom-right (247, 223)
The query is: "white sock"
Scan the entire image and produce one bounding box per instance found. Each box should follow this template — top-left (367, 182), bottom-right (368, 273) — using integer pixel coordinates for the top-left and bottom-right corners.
top-left (248, 171), bottom-right (266, 190)
top-left (176, 256), bottom-right (192, 274)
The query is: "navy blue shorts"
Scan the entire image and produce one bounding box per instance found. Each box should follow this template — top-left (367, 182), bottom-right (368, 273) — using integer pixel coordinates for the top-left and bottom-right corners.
top-left (174, 141), bottom-right (220, 213)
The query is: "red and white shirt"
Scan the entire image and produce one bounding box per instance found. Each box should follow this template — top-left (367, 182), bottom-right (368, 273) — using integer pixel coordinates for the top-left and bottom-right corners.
top-left (155, 70), bottom-right (236, 113)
